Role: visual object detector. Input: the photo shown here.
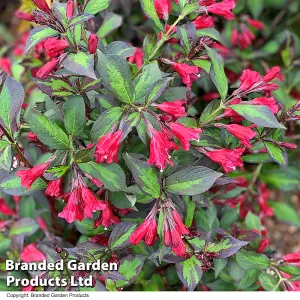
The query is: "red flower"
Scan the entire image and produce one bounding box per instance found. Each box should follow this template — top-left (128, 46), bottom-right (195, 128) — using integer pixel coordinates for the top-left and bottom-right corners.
top-left (45, 178), bottom-right (63, 197)
top-left (148, 127), bottom-right (180, 170)
top-left (28, 131), bottom-right (39, 142)
top-left (88, 34), bottom-right (98, 54)
top-left (0, 198), bottom-right (15, 216)
top-left (277, 142), bottom-right (297, 150)
top-left (155, 100), bottom-right (187, 119)
top-left (258, 183), bottom-right (273, 218)
top-left (172, 210), bottom-right (189, 235)
top-left (15, 11), bottom-right (35, 22)
top-left (222, 124), bottom-right (256, 148)
top-left (203, 92), bottom-right (220, 102)
top-left (251, 96), bottom-right (279, 114)
top-left (169, 123), bottom-right (202, 150)
top-left (232, 26), bottom-right (255, 50)
top-left (20, 244), bottom-right (46, 263)
top-left (32, 0), bottom-right (51, 13)
top-left (58, 179), bottom-right (107, 223)
top-left (239, 69), bottom-right (261, 92)
top-left (205, 148), bottom-right (245, 173)
top-left (262, 66), bottom-right (281, 83)
top-left (207, 0), bottom-right (235, 20)
top-left (128, 48), bottom-right (144, 69)
top-left (171, 62), bottom-right (199, 89)
top-left (36, 59), bottom-right (59, 79)
top-left (66, 0), bottom-right (74, 19)
top-left (163, 222), bottom-right (186, 257)
top-left (248, 18), bottom-right (264, 30)
top-left (94, 130), bottom-right (122, 164)
top-left (43, 38), bottom-right (69, 58)
top-left (17, 163), bottom-right (50, 190)
top-left (282, 251), bottom-right (300, 264)
top-left (158, 25), bottom-right (178, 44)
top-left (37, 216), bottom-right (47, 231)
top-left (94, 205), bottom-right (120, 228)
top-left (154, 0), bottom-right (172, 19)
top-left (193, 15), bottom-right (214, 29)
top-left (256, 238), bottom-right (269, 253)
top-left (0, 57), bottom-right (11, 74)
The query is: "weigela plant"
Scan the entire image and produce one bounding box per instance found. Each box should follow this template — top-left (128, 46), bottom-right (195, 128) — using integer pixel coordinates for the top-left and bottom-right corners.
top-left (0, 0), bottom-right (300, 292)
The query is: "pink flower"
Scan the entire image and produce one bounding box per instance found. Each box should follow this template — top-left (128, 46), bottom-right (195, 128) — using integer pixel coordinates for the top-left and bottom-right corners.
top-left (37, 216), bottom-right (48, 231)
top-left (193, 15), bottom-right (214, 29)
top-left (203, 92), bottom-right (220, 102)
top-left (282, 251), bottom-right (300, 264)
top-left (130, 218), bottom-right (158, 246)
top-left (20, 244), bottom-right (46, 262)
top-left (32, 0), bottom-right (51, 13)
top-left (232, 27), bottom-right (255, 50)
top-left (94, 130), bottom-right (122, 164)
top-left (256, 238), bottom-right (269, 253)
top-left (36, 59), bottom-right (59, 79)
top-left (258, 183), bottom-right (273, 218)
top-left (15, 11), bottom-right (35, 22)
top-left (88, 34), bottom-right (98, 54)
top-left (248, 18), bottom-right (264, 30)
top-left (251, 96), bottom-right (279, 114)
top-left (28, 132), bottom-right (39, 142)
top-left (43, 38), bottom-right (69, 58)
top-left (239, 69), bottom-right (261, 91)
top-left (222, 124), bottom-right (256, 148)
top-left (0, 57), bottom-right (11, 74)
top-left (128, 48), bottom-right (144, 69)
top-left (171, 62), bottom-right (199, 89)
top-left (17, 163), bottom-right (50, 190)
top-left (154, 0), bottom-right (172, 19)
top-left (207, 0), bottom-right (235, 20)
top-left (66, 0), bottom-right (74, 19)
top-left (155, 100), bottom-right (187, 119)
top-left (205, 148), bottom-right (245, 173)
top-left (172, 210), bottom-right (189, 235)
top-left (148, 127), bottom-right (180, 170)
top-left (169, 123), bottom-right (202, 150)
top-left (0, 198), bottom-right (16, 216)
top-left (262, 66), bottom-right (281, 83)
top-left (45, 178), bottom-right (63, 197)
top-left (94, 205), bottom-right (120, 228)
top-left (58, 180), bottom-right (107, 223)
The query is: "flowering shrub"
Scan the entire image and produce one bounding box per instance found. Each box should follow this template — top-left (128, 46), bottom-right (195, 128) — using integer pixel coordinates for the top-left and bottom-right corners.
top-left (0, 0), bottom-right (300, 292)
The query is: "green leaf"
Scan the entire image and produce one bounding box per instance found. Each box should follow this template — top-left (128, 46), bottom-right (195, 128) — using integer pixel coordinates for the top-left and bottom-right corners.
top-left (269, 202), bottom-right (300, 226)
top-left (108, 222), bottom-right (136, 250)
top-left (181, 3), bottom-right (200, 17)
top-left (110, 191), bottom-right (136, 209)
top-left (63, 96), bottom-right (86, 136)
top-left (230, 104), bottom-right (285, 129)
top-left (91, 107), bottom-right (123, 141)
top-left (165, 166), bottom-right (222, 196)
top-left (145, 78), bottom-right (172, 105)
top-left (236, 250), bottom-right (270, 270)
top-left (68, 13), bottom-right (93, 28)
top-left (0, 74), bottom-right (24, 135)
top-left (0, 173), bottom-right (47, 196)
top-left (193, 59), bottom-right (211, 73)
top-left (106, 42), bottom-right (136, 59)
top-left (140, 0), bottom-right (163, 31)
top-left (63, 52), bottom-right (96, 79)
top-left (214, 258), bottom-right (228, 278)
top-left (35, 78), bottom-right (75, 98)
top-left (279, 265), bottom-right (300, 276)
top-left (97, 13), bottom-right (123, 38)
top-left (245, 212), bottom-right (261, 230)
top-left (258, 273), bottom-right (279, 291)
top-left (0, 142), bottom-right (12, 171)
top-left (84, 0), bottom-right (110, 15)
top-left (205, 46), bottom-right (228, 101)
top-left (124, 154), bottom-right (161, 198)
top-left (264, 141), bottom-right (286, 164)
top-left (25, 26), bottom-right (59, 53)
top-left (97, 54), bottom-right (135, 103)
top-left (79, 161), bottom-right (127, 192)
top-left (237, 269), bottom-right (259, 290)
top-left (228, 257), bottom-right (246, 282)
top-left (175, 256), bottom-right (203, 291)
top-left (75, 218), bottom-right (106, 237)
top-left (9, 218), bottom-right (39, 237)
top-left (116, 255), bottom-right (146, 287)
top-left (247, 0), bottom-right (264, 19)
top-left (184, 197), bottom-right (196, 227)
top-left (26, 110), bottom-right (70, 150)
top-left (196, 28), bottom-right (222, 42)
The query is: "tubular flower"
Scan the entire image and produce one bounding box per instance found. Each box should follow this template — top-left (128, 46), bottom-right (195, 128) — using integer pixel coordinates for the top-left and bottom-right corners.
top-left (88, 34), bottom-right (98, 54)
top-left (45, 178), bottom-right (63, 197)
top-left (15, 11), bottom-right (35, 22)
top-left (169, 123), bottom-right (202, 150)
top-left (94, 205), bottom-right (120, 229)
top-left (193, 15), bottom-right (214, 29)
top-left (154, 0), bottom-right (172, 19)
top-left (205, 148), bottom-right (245, 173)
top-left (36, 58), bottom-right (59, 79)
top-left (17, 163), bottom-right (50, 190)
top-left (66, 0), bottom-right (74, 19)
top-left (171, 62), bottom-right (200, 89)
top-left (155, 100), bottom-right (187, 119)
top-left (222, 124), bottom-right (256, 148)
top-left (20, 244), bottom-right (46, 263)
top-left (94, 130), bottom-right (122, 164)
top-left (206, 0), bottom-right (235, 20)
top-left (43, 38), bottom-right (69, 58)
top-left (248, 18), bottom-right (264, 30)
top-left (32, 0), bottom-right (51, 13)
top-left (258, 182), bottom-right (273, 218)
top-left (58, 178), bottom-right (107, 223)
top-left (256, 238), bottom-right (269, 253)
top-left (148, 127), bottom-right (180, 170)
top-left (0, 198), bottom-right (16, 216)
top-left (251, 96), bottom-right (279, 114)
top-left (128, 48), bottom-right (144, 69)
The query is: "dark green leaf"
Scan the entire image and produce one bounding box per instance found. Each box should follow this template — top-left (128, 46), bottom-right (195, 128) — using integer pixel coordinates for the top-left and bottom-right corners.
top-left (84, 0), bottom-right (110, 15)
top-left (68, 13), bottom-right (93, 28)
top-left (237, 269), bottom-right (259, 290)
top-left (245, 212), bottom-right (261, 231)
top-left (108, 222), bottom-right (136, 250)
top-left (236, 250), bottom-right (270, 270)
top-left (264, 141), bottom-right (286, 164)
top-left (258, 273), bottom-right (279, 291)
top-left (140, 0), bottom-right (163, 31)
top-left (269, 202), bottom-right (300, 226)
top-left (9, 218), bottom-right (39, 237)
top-left (97, 13), bottom-right (123, 38)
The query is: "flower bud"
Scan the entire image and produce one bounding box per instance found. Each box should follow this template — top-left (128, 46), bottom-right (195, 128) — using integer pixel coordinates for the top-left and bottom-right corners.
top-left (32, 0), bottom-right (51, 13)
top-left (15, 10), bottom-right (35, 22)
top-left (88, 34), bottom-right (98, 54)
top-left (66, 0), bottom-right (74, 19)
